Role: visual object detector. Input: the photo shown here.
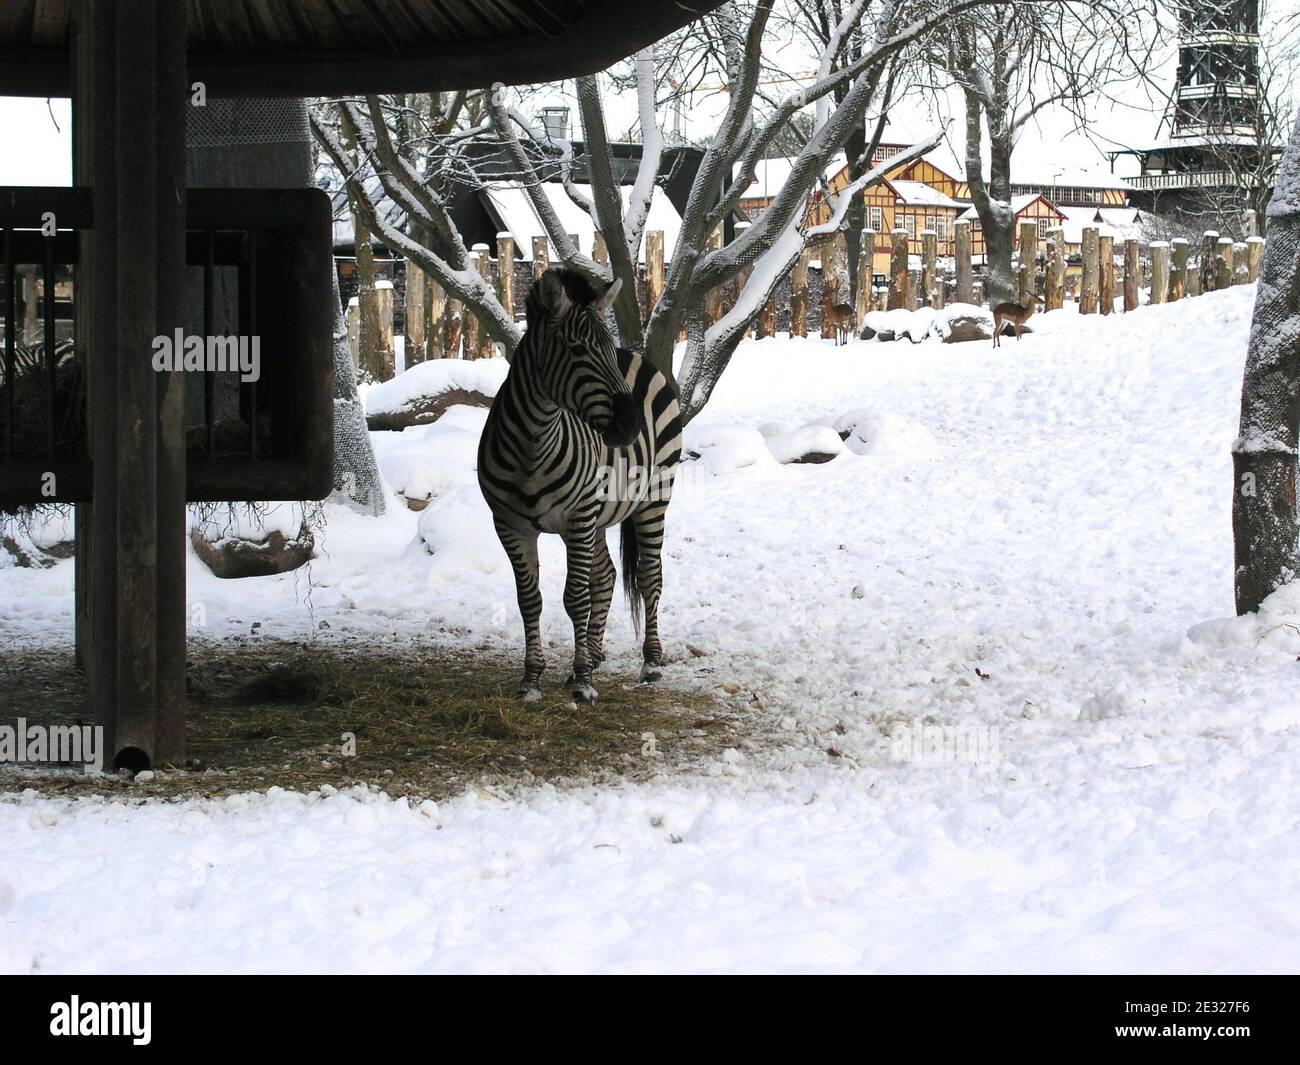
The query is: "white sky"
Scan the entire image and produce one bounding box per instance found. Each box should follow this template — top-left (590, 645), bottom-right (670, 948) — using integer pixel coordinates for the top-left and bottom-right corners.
top-left (1, 1), bottom-right (1294, 188)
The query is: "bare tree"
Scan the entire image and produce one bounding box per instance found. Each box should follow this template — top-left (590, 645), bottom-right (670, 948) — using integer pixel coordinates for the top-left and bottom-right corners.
top-left (927, 2), bottom-right (1153, 304)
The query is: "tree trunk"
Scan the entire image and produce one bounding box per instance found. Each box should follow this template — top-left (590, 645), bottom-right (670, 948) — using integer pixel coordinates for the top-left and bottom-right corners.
top-left (1233, 113), bottom-right (1300, 614)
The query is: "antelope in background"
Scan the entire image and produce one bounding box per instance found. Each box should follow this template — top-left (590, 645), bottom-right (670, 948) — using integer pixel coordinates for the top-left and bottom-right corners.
top-left (825, 302), bottom-right (855, 346)
top-left (992, 299), bottom-right (1038, 347)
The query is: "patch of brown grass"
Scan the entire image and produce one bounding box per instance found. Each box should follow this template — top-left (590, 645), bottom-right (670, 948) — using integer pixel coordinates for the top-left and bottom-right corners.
top-left (0, 640), bottom-right (738, 803)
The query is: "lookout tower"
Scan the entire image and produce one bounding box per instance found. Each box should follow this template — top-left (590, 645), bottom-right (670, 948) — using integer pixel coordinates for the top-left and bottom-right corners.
top-left (1111, 0), bottom-right (1279, 231)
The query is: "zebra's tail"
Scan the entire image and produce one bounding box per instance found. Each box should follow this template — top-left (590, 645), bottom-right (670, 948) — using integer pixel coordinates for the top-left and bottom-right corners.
top-left (620, 518), bottom-right (643, 637)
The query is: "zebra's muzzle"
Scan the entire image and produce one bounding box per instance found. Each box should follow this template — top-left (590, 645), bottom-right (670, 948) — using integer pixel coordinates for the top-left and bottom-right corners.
top-left (602, 393), bottom-right (642, 448)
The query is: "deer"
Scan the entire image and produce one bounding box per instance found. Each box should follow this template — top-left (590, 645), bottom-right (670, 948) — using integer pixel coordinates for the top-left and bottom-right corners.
top-left (825, 302), bottom-right (856, 346)
top-left (991, 298), bottom-right (1038, 347)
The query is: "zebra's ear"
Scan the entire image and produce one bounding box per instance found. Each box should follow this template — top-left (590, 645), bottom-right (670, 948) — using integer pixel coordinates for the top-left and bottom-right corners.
top-left (594, 277), bottom-right (622, 314)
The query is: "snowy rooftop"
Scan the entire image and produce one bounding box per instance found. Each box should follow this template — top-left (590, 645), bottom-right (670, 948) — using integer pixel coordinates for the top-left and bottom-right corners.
top-left (890, 179), bottom-right (961, 210)
top-left (486, 182), bottom-right (683, 263)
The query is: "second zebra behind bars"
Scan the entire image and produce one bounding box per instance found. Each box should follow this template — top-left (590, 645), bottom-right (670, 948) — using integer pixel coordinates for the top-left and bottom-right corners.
top-left (478, 268), bottom-right (683, 704)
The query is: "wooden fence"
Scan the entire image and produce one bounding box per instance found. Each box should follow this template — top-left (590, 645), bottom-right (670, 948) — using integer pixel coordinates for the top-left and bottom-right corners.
top-left (360, 225), bottom-right (1267, 369)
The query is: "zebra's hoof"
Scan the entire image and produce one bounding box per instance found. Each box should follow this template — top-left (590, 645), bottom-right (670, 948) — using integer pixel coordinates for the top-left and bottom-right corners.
top-left (640, 661), bottom-right (664, 683)
top-left (571, 684), bottom-right (598, 704)
top-left (518, 686), bottom-right (543, 703)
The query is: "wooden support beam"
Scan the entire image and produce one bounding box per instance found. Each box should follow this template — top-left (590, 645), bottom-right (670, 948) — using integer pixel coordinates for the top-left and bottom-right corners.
top-left (1017, 219), bottom-right (1038, 305)
top-left (857, 228), bottom-right (875, 325)
top-left (922, 229), bottom-right (939, 309)
top-left (405, 260), bottom-right (426, 365)
top-left (73, 0), bottom-right (188, 769)
top-left (1245, 236), bottom-right (1264, 283)
top-left (645, 229), bottom-right (664, 321)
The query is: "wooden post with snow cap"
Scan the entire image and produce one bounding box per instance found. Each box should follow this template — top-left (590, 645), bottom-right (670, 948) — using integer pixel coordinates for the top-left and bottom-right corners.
top-left (888, 227), bottom-right (909, 311)
top-left (1123, 238), bottom-right (1139, 312)
top-left (532, 236), bottom-right (549, 281)
top-left (1200, 231), bottom-right (1218, 293)
top-left (1080, 226), bottom-right (1099, 314)
top-left (1045, 227), bottom-right (1064, 312)
top-left (1245, 208), bottom-right (1258, 239)
top-left (374, 279), bottom-right (396, 377)
top-left (790, 245), bottom-right (809, 338)
top-left (1017, 219), bottom-right (1038, 305)
top-left (1149, 241), bottom-right (1169, 305)
top-left (1245, 236), bottom-right (1264, 283)
top-left (1216, 236), bottom-right (1233, 291)
top-left (497, 233), bottom-right (516, 323)
top-left (857, 229), bottom-right (876, 324)
top-left (467, 252), bottom-right (488, 361)
top-left (1232, 241), bottom-right (1248, 285)
top-left (1169, 238), bottom-right (1188, 301)
top-left (874, 285), bottom-right (887, 313)
top-left (954, 219), bottom-right (972, 304)
top-left (476, 245), bottom-right (494, 358)
top-left (922, 229), bottom-right (939, 309)
top-left (645, 229), bottom-right (665, 321)
top-left (592, 231), bottom-right (609, 268)
top-left (1098, 234), bottom-right (1114, 316)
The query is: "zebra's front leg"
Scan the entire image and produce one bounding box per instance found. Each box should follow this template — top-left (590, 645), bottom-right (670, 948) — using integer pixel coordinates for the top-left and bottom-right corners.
top-left (634, 504), bottom-right (669, 682)
top-left (560, 524), bottom-right (598, 704)
top-left (584, 533), bottom-right (616, 674)
top-left (495, 519), bottom-right (545, 701)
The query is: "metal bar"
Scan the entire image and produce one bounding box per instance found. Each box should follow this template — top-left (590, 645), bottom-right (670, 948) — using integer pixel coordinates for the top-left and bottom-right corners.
top-left (4, 228), bottom-right (13, 460)
top-left (44, 230), bottom-right (56, 457)
top-left (203, 228), bottom-right (214, 456)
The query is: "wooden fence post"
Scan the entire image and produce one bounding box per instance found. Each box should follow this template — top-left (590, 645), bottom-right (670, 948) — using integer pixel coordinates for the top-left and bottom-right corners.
top-left (1245, 235), bottom-right (1264, 282)
top-left (532, 236), bottom-right (549, 281)
top-left (405, 260), bottom-right (426, 364)
top-left (791, 246), bottom-right (809, 338)
top-left (922, 229), bottom-right (939, 309)
top-left (1045, 227), bottom-right (1064, 311)
top-left (1216, 236), bottom-right (1233, 290)
top-left (1098, 234), bottom-right (1114, 316)
top-left (444, 294), bottom-right (462, 358)
top-left (645, 229), bottom-right (665, 322)
top-left (476, 246), bottom-right (494, 358)
top-left (1149, 241), bottom-right (1169, 306)
top-left (1200, 231), bottom-right (1218, 294)
top-left (1081, 226), bottom-right (1099, 314)
top-left (1123, 238), bottom-right (1139, 312)
top-left (375, 280), bottom-right (395, 375)
top-left (1017, 219), bottom-right (1038, 305)
top-left (954, 219), bottom-right (972, 304)
top-left (1170, 238), bottom-right (1188, 301)
top-left (427, 277), bottom-right (446, 358)
top-left (888, 227), bottom-right (909, 311)
top-left (1232, 241), bottom-right (1248, 285)
top-left (857, 228), bottom-right (876, 324)
top-left (497, 233), bottom-right (515, 322)
top-left (463, 250), bottom-right (482, 359)
top-left (592, 231), bottom-right (608, 268)
top-left (732, 220), bottom-right (753, 339)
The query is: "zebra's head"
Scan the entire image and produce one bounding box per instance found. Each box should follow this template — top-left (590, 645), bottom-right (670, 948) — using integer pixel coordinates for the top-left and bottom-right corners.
top-left (522, 268), bottom-right (642, 448)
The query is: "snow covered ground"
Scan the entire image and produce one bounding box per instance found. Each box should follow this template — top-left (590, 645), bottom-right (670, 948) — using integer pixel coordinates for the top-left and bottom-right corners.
top-left (4, 285), bottom-right (1300, 973)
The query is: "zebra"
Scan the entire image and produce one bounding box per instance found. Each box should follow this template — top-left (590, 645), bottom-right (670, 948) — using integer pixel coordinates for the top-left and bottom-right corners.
top-left (478, 267), bottom-right (683, 704)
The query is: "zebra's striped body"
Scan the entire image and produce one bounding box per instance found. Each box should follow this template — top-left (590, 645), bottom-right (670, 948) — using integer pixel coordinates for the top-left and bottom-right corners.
top-left (478, 269), bottom-right (682, 703)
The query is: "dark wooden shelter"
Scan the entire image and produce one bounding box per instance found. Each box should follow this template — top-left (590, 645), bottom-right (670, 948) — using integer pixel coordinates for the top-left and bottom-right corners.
top-left (0, 0), bottom-right (721, 770)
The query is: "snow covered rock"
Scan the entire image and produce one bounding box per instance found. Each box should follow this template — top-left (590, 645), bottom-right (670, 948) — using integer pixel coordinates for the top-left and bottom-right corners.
top-left (931, 303), bottom-right (994, 343)
top-left (682, 425), bottom-right (777, 475)
top-left (373, 405), bottom-right (486, 511)
top-left (764, 425), bottom-right (845, 464)
top-left (833, 408), bottom-right (941, 460)
top-left (366, 358), bottom-right (506, 431)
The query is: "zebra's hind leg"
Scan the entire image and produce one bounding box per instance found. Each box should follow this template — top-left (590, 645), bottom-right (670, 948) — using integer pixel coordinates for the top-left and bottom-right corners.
top-left (561, 523), bottom-right (599, 704)
top-left (633, 502), bottom-right (669, 683)
top-left (495, 519), bottom-right (545, 701)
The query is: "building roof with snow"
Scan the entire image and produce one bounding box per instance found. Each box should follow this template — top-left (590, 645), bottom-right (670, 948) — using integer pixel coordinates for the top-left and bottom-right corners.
top-left (890, 179), bottom-right (962, 210)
